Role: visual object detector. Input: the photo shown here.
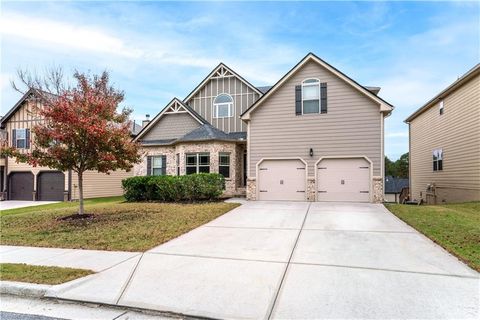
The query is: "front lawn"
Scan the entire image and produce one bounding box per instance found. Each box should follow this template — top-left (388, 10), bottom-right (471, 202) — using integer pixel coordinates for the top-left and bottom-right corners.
top-left (1, 200), bottom-right (239, 251)
top-left (0, 263), bottom-right (94, 285)
top-left (386, 202), bottom-right (480, 272)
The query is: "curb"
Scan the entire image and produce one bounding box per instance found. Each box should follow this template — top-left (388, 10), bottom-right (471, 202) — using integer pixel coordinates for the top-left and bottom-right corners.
top-left (0, 280), bottom-right (51, 298)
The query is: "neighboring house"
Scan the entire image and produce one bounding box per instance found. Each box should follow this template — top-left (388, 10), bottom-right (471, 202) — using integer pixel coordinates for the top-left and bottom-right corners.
top-left (0, 91), bottom-right (134, 201)
top-left (135, 53), bottom-right (394, 202)
top-left (405, 64), bottom-right (480, 204)
top-left (384, 176), bottom-right (409, 203)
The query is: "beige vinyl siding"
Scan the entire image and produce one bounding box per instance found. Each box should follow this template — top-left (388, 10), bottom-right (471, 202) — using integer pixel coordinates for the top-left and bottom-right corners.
top-left (409, 73), bottom-right (480, 202)
top-left (70, 170), bottom-right (132, 200)
top-left (185, 76), bottom-right (260, 133)
top-left (141, 113), bottom-right (200, 141)
top-left (248, 60), bottom-right (382, 177)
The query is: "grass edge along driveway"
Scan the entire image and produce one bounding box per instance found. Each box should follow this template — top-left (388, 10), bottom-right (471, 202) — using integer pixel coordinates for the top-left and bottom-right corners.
top-left (1, 263), bottom-right (94, 285)
top-left (1, 197), bottom-right (240, 252)
top-left (386, 202), bottom-right (480, 272)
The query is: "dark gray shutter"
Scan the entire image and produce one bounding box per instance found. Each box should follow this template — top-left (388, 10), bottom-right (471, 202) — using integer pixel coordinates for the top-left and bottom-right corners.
top-left (146, 156), bottom-right (152, 176)
top-left (320, 83), bottom-right (327, 114)
top-left (25, 129), bottom-right (30, 149)
top-left (161, 155), bottom-right (167, 175)
top-left (295, 85), bottom-right (302, 115)
top-left (12, 129), bottom-right (16, 148)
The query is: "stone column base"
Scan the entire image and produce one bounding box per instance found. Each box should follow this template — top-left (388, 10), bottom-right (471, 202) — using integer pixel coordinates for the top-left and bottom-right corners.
top-left (246, 178), bottom-right (256, 200)
top-left (372, 176), bottom-right (384, 203)
top-left (307, 177), bottom-right (315, 201)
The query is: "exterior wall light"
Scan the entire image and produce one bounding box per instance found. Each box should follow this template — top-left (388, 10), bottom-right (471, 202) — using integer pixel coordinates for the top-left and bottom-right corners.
top-left (310, 148), bottom-right (314, 157)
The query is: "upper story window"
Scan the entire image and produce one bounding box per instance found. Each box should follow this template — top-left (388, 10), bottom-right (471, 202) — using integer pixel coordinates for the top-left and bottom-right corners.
top-left (439, 100), bottom-right (444, 115)
top-left (213, 94), bottom-right (233, 118)
top-left (433, 148), bottom-right (443, 171)
top-left (302, 79), bottom-right (320, 114)
top-left (13, 128), bottom-right (29, 149)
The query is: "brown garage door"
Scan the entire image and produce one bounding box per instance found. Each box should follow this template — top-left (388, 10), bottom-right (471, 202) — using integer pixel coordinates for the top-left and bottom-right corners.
top-left (258, 159), bottom-right (306, 201)
top-left (8, 172), bottom-right (34, 200)
top-left (38, 171), bottom-right (65, 201)
top-left (317, 158), bottom-right (371, 202)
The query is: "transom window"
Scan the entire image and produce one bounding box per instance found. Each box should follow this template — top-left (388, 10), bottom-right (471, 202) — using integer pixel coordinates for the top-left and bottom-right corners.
top-left (213, 94), bottom-right (233, 118)
top-left (186, 153), bottom-right (210, 174)
top-left (302, 79), bottom-right (320, 114)
top-left (15, 128), bottom-right (27, 149)
top-left (219, 153), bottom-right (230, 178)
top-left (433, 148), bottom-right (443, 171)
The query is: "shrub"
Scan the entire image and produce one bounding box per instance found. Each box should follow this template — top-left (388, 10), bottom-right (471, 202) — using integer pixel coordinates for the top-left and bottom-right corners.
top-left (122, 173), bottom-right (225, 202)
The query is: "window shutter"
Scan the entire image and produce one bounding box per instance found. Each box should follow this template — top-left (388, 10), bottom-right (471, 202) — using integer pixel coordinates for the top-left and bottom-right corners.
top-left (320, 83), bottom-right (327, 114)
top-left (25, 129), bottom-right (30, 149)
top-left (12, 129), bottom-right (16, 148)
top-left (295, 85), bottom-right (302, 115)
top-left (146, 156), bottom-right (152, 176)
top-left (161, 155), bottom-right (167, 175)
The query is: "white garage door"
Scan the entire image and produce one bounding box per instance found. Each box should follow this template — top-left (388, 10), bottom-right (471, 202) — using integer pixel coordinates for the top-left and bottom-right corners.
top-left (258, 159), bottom-right (306, 201)
top-left (317, 158), bottom-right (371, 202)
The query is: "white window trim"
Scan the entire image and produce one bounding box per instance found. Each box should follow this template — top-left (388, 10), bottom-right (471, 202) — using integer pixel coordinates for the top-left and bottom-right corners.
top-left (213, 94), bottom-right (234, 119)
top-left (15, 128), bottom-right (27, 149)
top-left (301, 78), bottom-right (320, 115)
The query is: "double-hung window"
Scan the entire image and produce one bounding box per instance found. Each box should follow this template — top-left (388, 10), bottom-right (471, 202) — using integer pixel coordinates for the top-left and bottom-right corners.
top-left (213, 94), bottom-right (233, 118)
top-left (151, 156), bottom-right (166, 176)
top-left (14, 128), bottom-right (28, 149)
top-left (219, 153), bottom-right (230, 178)
top-left (186, 153), bottom-right (210, 174)
top-left (433, 148), bottom-right (443, 171)
top-left (302, 79), bottom-right (320, 114)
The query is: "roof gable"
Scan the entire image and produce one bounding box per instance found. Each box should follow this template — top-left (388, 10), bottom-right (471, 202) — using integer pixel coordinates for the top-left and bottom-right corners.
top-left (0, 89), bottom-right (35, 127)
top-left (183, 63), bottom-right (262, 104)
top-left (241, 53), bottom-right (394, 120)
top-left (134, 98), bottom-right (206, 141)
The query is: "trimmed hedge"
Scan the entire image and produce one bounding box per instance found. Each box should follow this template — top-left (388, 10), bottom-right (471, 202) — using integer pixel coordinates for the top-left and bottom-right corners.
top-left (122, 173), bottom-right (225, 202)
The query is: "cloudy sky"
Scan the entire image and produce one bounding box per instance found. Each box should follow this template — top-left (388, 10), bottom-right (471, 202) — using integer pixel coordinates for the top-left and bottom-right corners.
top-left (1, 1), bottom-right (479, 159)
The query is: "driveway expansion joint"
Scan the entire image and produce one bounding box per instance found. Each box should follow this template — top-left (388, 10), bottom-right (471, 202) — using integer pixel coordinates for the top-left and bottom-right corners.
top-left (115, 253), bottom-right (144, 305)
top-left (146, 251), bottom-right (287, 264)
top-left (266, 203), bottom-right (311, 320)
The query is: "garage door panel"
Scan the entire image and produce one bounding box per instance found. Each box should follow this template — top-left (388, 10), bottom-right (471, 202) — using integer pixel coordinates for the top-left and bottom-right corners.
top-left (9, 172), bottom-right (34, 201)
top-left (317, 158), bottom-right (370, 202)
top-left (38, 172), bottom-right (65, 201)
top-left (258, 160), bottom-right (306, 201)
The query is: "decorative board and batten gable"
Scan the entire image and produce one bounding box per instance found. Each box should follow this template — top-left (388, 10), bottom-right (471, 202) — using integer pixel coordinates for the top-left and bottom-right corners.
top-left (134, 98), bottom-right (205, 143)
top-left (183, 63), bottom-right (262, 133)
top-left (242, 53), bottom-right (393, 178)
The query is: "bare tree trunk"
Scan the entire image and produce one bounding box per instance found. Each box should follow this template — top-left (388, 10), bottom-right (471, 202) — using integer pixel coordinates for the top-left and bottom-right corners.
top-left (78, 171), bottom-right (84, 215)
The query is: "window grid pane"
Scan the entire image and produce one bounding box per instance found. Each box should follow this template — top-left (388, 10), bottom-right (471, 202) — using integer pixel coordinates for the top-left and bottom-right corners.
top-left (303, 100), bottom-right (320, 114)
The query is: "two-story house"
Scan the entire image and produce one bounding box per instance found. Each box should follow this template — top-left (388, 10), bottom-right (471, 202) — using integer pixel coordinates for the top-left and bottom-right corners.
top-left (135, 53), bottom-right (394, 202)
top-left (405, 63), bottom-right (480, 204)
top-left (0, 90), bottom-right (133, 201)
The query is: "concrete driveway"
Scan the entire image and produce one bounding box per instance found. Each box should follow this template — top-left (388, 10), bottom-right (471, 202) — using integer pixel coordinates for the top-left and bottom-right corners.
top-left (1, 201), bottom-right (59, 210)
top-left (48, 201), bottom-right (479, 319)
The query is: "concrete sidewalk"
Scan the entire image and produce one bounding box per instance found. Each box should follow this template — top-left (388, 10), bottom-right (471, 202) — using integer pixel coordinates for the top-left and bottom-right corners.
top-left (43, 201), bottom-right (478, 319)
top-left (0, 246), bottom-right (140, 272)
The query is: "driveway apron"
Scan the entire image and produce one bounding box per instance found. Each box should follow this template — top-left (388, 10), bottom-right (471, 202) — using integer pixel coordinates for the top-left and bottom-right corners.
top-left (47, 201), bottom-right (479, 319)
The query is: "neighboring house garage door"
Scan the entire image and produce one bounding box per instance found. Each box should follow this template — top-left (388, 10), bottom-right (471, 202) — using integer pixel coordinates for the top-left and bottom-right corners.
top-left (8, 172), bottom-right (34, 201)
top-left (317, 158), bottom-right (371, 202)
top-left (258, 159), bottom-right (306, 201)
top-left (38, 172), bottom-right (65, 201)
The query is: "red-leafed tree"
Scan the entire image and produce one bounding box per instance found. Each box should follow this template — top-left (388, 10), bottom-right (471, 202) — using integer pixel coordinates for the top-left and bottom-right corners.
top-left (5, 69), bottom-right (141, 215)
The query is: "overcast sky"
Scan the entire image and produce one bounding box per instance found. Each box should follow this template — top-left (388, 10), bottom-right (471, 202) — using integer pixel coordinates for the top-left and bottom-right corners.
top-left (1, 1), bottom-right (479, 159)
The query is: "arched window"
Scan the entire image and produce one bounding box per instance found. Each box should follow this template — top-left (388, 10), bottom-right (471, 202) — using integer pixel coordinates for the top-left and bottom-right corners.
top-left (302, 78), bottom-right (320, 114)
top-left (213, 94), bottom-right (233, 118)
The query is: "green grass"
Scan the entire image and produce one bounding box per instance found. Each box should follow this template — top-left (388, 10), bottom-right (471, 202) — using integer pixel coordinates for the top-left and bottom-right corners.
top-left (0, 263), bottom-right (94, 285)
top-left (1, 199), bottom-right (240, 251)
top-left (386, 202), bottom-right (480, 272)
top-left (1, 196), bottom-right (125, 217)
